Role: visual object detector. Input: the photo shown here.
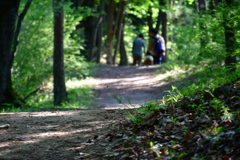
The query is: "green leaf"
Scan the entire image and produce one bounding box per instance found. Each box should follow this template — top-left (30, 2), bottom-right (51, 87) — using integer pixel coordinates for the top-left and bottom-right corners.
top-left (214, 127), bottom-right (224, 134)
top-left (235, 128), bottom-right (240, 132)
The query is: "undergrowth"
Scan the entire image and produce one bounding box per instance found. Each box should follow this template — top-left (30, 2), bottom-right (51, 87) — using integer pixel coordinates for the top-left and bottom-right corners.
top-left (124, 61), bottom-right (240, 124)
top-left (0, 63), bottom-right (99, 113)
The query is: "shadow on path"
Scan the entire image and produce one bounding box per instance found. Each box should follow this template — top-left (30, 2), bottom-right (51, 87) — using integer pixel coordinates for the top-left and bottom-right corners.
top-left (90, 65), bottom-right (172, 109)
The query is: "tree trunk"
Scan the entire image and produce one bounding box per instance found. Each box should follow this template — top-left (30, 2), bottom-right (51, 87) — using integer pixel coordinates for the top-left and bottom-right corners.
top-left (53, 0), bottom-right (68, 106)
top-left (223, 0), bottom-right (237, 71)
top-left (96, 22), bottom-right (103, 63)
top-left (83, 0), bottom-right (94, 60)
top-left (0, 1), bottom-right (21, 108)
top-left (160, 0), bottom-right (168, 63)
top-left (195, 0), bottom-right (207, 57)
top-left (88, 0), bottom-right (104, 62)
top-left (106, 0), bottom-right (115, 64)
top-left (209, 0), bottom-right (237, 71)
top-left (88, 17), bottom-right (103, 61)
top-left (113, 0), bottom-right (125, 65)
top-left (155, 0), bottom-right (162, 31)
top-left (147, 6), bottom-right (153, 32)
top-left (11, 0), bottom-right (32, 63)
top-left (119, 29), bottom-right (128, 66)
top-left (95, 0), bottom-right (104, 63)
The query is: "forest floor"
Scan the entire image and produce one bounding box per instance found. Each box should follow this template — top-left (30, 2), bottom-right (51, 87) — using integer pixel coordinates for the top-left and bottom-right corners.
top-left (1, 65), bottom-right (239, 160)
top-left (0, 65), bottom-right (173, 160)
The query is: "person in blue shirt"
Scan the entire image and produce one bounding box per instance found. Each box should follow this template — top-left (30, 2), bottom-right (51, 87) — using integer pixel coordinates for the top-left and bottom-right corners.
top-left (132, 33), bottom-right (146, 66)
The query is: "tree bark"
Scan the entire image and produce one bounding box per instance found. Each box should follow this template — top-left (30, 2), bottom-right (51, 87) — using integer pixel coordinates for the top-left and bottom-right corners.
top-left (95, 0), bottom-right (104, 63)
top-left (113, 0), bottom-right (125, 65)
top-left (88, 17), bottom-right (103, 61)
top-left (147, 6), bottom-right (153, 32)
top-left (106, 0), bottom-right (115, 64)
top-left (11, 0), bottom-right (32, 61)
top-left (119, 28), bottom-right (128, 66)
top-left (0, 1), bottom-right (21, 107)
top-left (160, 0), bottom-right (168, 63)
top-left (155, 0), bottom-right (162, 31)
top-left (88, 0), bottom-right (104, 62)
top-left (96, 21), bottom-right (103, 63)
top-left (209, 0), bottom-right (237, 71)
top-left (53, 0), bottom-right (68, 105)
top-left (223, 0), bottom-right (237, 71)
top-left (82, 0), bottom-right (95, 60)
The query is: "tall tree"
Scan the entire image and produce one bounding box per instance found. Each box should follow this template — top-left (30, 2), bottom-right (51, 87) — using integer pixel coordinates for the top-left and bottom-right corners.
top-left (88, 0), bottom-right (104, 62)
top-left (53, 0), bottom-right (67, 105)
top-left (113, 0), bottom-right (126, 65)
top-left (106, 0), bottom-right (115, 64)
top-left (155, 1), bottom-right (162, 32)
top-left (95, 0), bottom-right (105, 63)
top-left (119, 28), bottom-right (128, 66)
top-left (195, 0), bottom-right (208, 58)
top-left (0, 0), bottom-right (32, 107)
top-left (160, 0), bottom-right (168, 63)
top-left (210, 0), bottom-right (238, 71)
top-left (147, 4), bottom-right (154, 31)
top-left (82, 0), bottom-right (95, 61)
top-left (222, 0), bottom-right (237, 71)
top-left (95, 17), bottom-right (103, 63)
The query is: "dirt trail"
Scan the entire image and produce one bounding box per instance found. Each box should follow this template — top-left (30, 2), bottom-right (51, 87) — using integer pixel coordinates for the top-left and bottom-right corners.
top-left (0, 65), bottom-right (172, 160)
top-left (88, 65), bottom-right (170, 108)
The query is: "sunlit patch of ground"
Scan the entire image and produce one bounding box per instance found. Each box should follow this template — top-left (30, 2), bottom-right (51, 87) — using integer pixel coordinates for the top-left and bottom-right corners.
top-left (69, 65), bottom-right (173, 109)
top-left (0, 65), bottom-right (177, 159)
top-left (0, 109), bottom-right (130, 159)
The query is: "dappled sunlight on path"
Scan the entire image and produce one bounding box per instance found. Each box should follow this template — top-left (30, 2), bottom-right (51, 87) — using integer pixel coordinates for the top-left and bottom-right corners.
top-left (80, 65), bottom-right (172, 109)
top-left (0, 109), bottom-right (129, 159)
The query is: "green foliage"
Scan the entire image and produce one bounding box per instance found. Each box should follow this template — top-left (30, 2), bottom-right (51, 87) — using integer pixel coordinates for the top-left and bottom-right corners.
top-left (186, 0), bottom-right (194, 5)
top-left (166, 86), bottom-right (183, 102)
top-left (210, 98), bottom-right (224, 116)
top-left (127, 0), bottom-right (152, 18)
top-left (138, 100), bottom-right (163, 113)
top-left (0, 103), bottom-right (22, 113)
top-left (5, 0), bottom-right (240, 112)
top-left (127, 114), bottom-right (144, 124)
top-left (214, 126), bottom-right (224, 134)
top-left (11, 0), bottom-right (92, 109)
top-left (14, 0), bottom-right (54, 98)
top-left (65, 82), bottom-right (94, 108)
top-left (2, 79), bottom-right (95, 112)
top-left (64, 55), bottom-right (91, 80)
top-left (170, 117), bottom-right (179, 125)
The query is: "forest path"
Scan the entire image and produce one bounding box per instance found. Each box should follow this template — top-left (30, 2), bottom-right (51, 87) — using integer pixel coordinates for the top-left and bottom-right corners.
top-left (86, 65), bottom-right (171, 109)
top-left (0, 65), bottom-right (174, 160)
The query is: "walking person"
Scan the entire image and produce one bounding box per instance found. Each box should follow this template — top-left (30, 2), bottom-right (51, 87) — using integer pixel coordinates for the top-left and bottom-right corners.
top-left (147, 29), bottom-right (165, 65)
top-left (132, 33), bottom-right (146, 66)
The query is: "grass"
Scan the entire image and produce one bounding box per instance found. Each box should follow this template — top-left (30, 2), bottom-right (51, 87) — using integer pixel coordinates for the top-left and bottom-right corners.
top-left (157, 61), bottom-right (240, 100)
top-left (0, 83), bottom-right (95, 113)
top-left (0, 63), bottom-right (99, 113)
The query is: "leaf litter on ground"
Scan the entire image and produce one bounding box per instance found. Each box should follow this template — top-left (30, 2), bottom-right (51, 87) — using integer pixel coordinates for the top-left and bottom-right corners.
top-left (79, 77), bottom-right (240, 160)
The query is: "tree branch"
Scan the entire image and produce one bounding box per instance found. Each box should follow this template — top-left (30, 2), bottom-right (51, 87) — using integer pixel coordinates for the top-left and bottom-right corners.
top-left (11, 0), bottom-right (33, 57)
